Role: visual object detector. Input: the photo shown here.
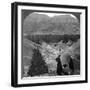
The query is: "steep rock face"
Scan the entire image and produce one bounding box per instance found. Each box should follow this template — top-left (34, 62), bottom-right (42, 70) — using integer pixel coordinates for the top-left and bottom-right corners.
top-left (22, 41), bottom-right (34, 77)
top-left (28, 49), bottom-right (48, 76)
top-left (23, 12), bottom-right (80, 35)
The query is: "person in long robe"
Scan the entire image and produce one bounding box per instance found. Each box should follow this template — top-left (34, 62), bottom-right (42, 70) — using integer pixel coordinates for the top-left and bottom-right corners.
top-left (56, 55), bottom-right (63, 75)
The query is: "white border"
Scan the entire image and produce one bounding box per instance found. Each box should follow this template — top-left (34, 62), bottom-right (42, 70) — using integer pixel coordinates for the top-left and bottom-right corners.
top-left (18, 5), bottom-right (86, 84)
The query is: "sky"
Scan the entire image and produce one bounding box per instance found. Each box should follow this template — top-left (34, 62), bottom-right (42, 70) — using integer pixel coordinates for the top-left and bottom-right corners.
top-left (33, 12), bottom-right (77, 19)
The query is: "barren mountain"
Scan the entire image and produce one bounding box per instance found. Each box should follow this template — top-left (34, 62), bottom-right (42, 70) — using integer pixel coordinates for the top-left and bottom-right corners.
top-left (23, 12), bottom-right (80, 35)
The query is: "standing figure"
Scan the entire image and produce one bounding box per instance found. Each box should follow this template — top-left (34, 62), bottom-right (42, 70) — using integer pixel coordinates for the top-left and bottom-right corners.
top-left (56, 55), bottom-right (63, 75)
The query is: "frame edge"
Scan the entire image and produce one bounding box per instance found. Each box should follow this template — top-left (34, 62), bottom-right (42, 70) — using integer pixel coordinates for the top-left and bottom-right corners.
top-left (11, 2), bottom-right (88, 87)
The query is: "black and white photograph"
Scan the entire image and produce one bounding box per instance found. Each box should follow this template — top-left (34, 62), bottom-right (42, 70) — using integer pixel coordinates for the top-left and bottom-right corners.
top-left (22, 12), bottom-right (80, 77)
top-left (11, 2), bottom-right (88, 87)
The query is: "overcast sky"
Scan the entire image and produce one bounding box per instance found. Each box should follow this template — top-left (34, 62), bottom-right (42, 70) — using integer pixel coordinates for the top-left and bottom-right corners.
top-left (33, 12), bottom-right (77, 19)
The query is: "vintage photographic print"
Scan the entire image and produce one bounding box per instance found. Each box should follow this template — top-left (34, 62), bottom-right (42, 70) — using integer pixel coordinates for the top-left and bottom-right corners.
top-left (11, 2), bottom-right (88, 87)
top-left (22, 12), bottom-right (80, 78)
